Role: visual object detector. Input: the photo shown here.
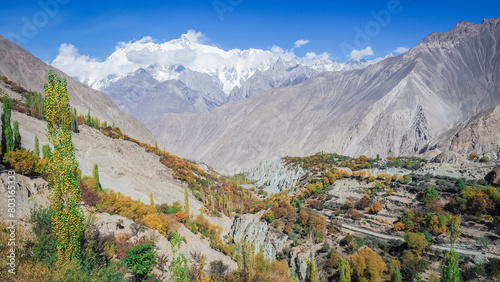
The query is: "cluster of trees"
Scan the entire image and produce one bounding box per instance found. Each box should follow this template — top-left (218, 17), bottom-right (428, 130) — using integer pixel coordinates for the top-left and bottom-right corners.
top-left (1, 75), bottom-right (45, 120)
top-left (98, 190), bottom-right (177, 237)
top-left (446, 185), bottom-right (499, 218)
top-left (468, 152), bottom-right (490, 162)
top-left (284, 152), bottom-right (374, 172)
top-left (383, 156), bottom-right (425, 170)
top-left (285, 152), bottom-right (426, 173)
top-left (2, 96), bottom-right (20, 156)
top-left (0, 206), bottom-right (132, 281)
top-left (119, 133), bottom-right (267, 216)
top-left (231, 240), bottom-right (294, 281)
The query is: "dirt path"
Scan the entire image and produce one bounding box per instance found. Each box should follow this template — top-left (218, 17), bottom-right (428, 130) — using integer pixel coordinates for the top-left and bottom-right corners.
top-left (340, 223), bottom-right (500, 259)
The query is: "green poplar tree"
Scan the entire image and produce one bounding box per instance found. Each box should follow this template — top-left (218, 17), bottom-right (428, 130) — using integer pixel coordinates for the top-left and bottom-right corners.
top-left (71, 108), bottom-right (79, 132)
top-left (448, 215), bottom-right (462, 245)
top-left (440, 248), bottom-right (461, 282)
top-left (85, 110), bottom-right (92, 127)
top-left (169, 230), bottom-right (189, 282)
top-left (42, 144), bottom-right (52, 159)
top-left (184, 187), bottom-right (190, 217)
top-left (93, 164), bottom-right (102, 191)
top-left (306, 258), bottom-right (319, 282)
top-left (391, 269), bottom-right (402, 282)
top-left (2, 95), bottom-right (14, 156)
top-left (34, 136), bottom-right (40, 157)
top-left (45, 70), bottom-right (83, 265)
top-left (13, 121), bottom-right (21, 150)
top-left (339, 258), bottom-right (351, 282)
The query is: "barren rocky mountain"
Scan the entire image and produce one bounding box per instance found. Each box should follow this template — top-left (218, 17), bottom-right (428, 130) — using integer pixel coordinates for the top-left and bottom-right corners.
top-left (148, 18), bottom-right (500, 173)
top-left (0, 35), bottom-right (155, 143)
top-left (428, 103), bottom-right (500, 157)
top-left (101, 57), bottom-right (350, 121)
top-left (9, 107), bottom-right (233, 232)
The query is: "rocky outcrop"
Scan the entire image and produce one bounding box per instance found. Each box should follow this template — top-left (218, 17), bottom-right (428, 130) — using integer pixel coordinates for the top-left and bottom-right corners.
top-left (0, 173), bottom-right (49, 221)
top-left (485, 165), bottom-right (500, 187)
top-left (228, 213), bottom-right (288, 260)
top-left (93, 213), bottom-right (237, 274)
top-left (245, 156), bottom-right (305, 193)
top-left (429, 103), bottom-right (500, 157)
top-left (289, 242), bottom-right (323, 281)
top-left (432, 151), bottom-right (468, 165)
top-left (290, 249), bottom-right (309, 281)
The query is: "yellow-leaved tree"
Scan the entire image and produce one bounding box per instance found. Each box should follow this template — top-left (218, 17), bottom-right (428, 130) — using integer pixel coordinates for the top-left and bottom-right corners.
top-left (45, 70), bottom-right (84, 265)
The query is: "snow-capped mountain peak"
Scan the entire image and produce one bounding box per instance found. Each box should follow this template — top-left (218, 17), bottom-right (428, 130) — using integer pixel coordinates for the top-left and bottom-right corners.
top-left (51, 30), bottom-right (386, 96)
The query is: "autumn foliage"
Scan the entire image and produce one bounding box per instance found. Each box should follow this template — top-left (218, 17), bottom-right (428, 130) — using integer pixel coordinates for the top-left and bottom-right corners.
top-left (98, 190), bottom-right (177, 236)
top-left (369, 201), bottom-right (382, 214)
top-left (350, 248), bottom-right (387, 282)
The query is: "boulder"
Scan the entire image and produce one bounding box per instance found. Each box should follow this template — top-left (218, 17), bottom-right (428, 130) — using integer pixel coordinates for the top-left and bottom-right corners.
top-left (485, 165), bottom-right (500, 187)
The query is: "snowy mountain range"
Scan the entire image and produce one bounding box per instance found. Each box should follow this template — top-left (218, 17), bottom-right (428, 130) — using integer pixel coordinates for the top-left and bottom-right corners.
top-left (51, 30), bottom-right (388, 121)
top-left (147, 18), bottom-right (500, 173)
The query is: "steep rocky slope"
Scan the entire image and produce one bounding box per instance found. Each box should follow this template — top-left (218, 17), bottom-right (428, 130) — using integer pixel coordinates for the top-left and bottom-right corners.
top-left (245, 156), bottom-right (305, 194)
top-left (0, 90), bottom-right (233, 234)
top-left (0, 171), bottom-right (238, 273)
top-left (148, 18), bottom-right (500, 173)
top-left (0, 35), bottom-right (155, 143)
top-left (428, 103), bottom-right (500, 157)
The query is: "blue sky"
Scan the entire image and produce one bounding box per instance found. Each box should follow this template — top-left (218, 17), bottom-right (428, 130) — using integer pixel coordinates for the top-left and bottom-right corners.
top-left (1, 0), bottom-right (499, 63)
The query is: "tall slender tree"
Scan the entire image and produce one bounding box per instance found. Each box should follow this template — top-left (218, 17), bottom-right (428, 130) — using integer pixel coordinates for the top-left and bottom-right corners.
top-left (169, 230), bottom-right (189, 282)
top-left (13, 121), bottom-right (21, 150)
top-left (184, 186), bottom-right (190, 217)
top-left (339, 258), bottom-right (351, 282)
top-left (2, 95), bottom-right (14, 156)
top-left (306, 258), bottom-right (319, 282)
top-left (440, 248), bottom-right (461, 282)
top-left (71, 108), bottom-right (79, 133)
top-left (42, 144), bottom-right (52, 159)
top-left (149, 192), bottom-right (154, 206)
top-left (448, 215), bottom-right (462, 245)
top-left (34, 136), bottom-right (40, 157)
top-left (45, 70), bottom-right (84, 265)
top-left (93, 163), bottom-right (102, 191)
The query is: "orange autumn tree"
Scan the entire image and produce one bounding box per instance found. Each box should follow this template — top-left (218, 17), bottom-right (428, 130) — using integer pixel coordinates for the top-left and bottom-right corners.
top-left (369, 202), bottom-right (382, 214)
top-left (350, 248), bottom-right (387, 282)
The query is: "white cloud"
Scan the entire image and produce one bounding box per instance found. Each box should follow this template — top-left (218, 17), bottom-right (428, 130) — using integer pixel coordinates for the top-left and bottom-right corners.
top-left (52, 31), bottom-right (334, 92)
top-left (294, 39), bottom-right (310, 49)
top-left (183, 29), bottom-right (207, 44)
top-left (305, 52), bottom-right (330, 61)
top-left (349, 46), bottom-right (374, 60)
top-left (52, 31), bottom-right (388, 92)
top-left (394, 46), bottom-right (409, 54)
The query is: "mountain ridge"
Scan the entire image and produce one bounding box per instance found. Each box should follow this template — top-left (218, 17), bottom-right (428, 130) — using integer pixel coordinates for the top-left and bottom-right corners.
top-left (0, 35), bottom-right (156, 144)
top-left (147, 18), bottom-right (500, 174)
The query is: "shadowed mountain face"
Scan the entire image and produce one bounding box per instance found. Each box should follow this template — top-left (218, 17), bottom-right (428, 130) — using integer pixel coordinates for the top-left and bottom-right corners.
top-left (147, 18), bottom-right (500, 174)
top-left (0, 36), bottom-right (156, 144)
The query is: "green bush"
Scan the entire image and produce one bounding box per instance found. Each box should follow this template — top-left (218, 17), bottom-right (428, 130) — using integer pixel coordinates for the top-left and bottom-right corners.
top-left (158, 201), bottom-right (183, 215)
top-left (94, 260), bottom-right (128, 282)
top-left (123, 243), bottom-right (157, 281)
top-left (264, 212), bottom-right (275, 223)
top-left (321, 242), bottom-right (330, 253)
top-left (423, 185), bottom-right (438, 202)
top-left (31, 207), bottom-right (57, 266)
top-left (480, 155), bottom-right (489, 163)
top-left (423, 230), bottom-right (432, 243)
top-left (455, 178), bottom-right (466, 192)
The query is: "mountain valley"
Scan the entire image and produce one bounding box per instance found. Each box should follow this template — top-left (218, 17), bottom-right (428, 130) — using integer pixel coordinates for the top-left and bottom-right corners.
top-left (0, 14), bottom-right (499, 282)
